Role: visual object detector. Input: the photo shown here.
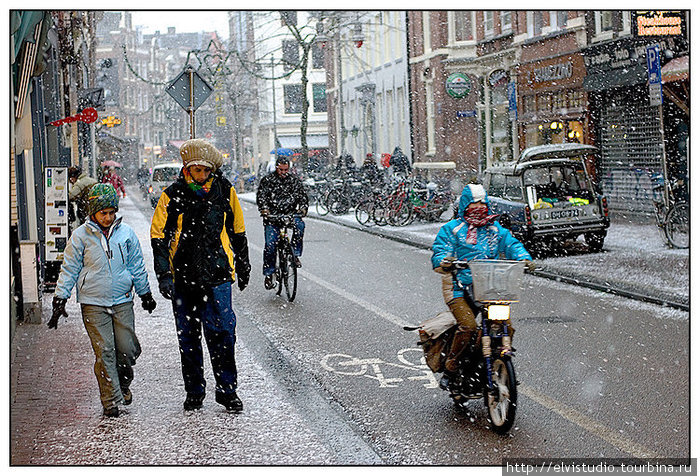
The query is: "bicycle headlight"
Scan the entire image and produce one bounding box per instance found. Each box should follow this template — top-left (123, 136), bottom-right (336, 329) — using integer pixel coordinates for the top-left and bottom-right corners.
top-left (487, 304), bottom-right (511, 321)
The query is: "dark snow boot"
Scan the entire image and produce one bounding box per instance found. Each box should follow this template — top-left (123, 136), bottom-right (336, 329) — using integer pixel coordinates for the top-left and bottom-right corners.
top-left (122, 388), bottom-right (132, 406)
top-left (264, 274), bottom-right (276, 290)
top-left (216, 392), bottom-right (243, 413)
top-left (103, 406), bottom-right (120, 418)
top-left (183, 393), bottom-right (205, 411)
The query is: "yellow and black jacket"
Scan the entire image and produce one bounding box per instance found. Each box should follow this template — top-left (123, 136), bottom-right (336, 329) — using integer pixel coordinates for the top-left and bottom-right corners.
top-left (150, 169), bottom-right (250, 289)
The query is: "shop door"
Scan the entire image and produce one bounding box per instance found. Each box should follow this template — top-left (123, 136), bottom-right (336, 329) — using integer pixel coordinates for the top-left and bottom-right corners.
top-left (598, 90), bottom-right (664, 217)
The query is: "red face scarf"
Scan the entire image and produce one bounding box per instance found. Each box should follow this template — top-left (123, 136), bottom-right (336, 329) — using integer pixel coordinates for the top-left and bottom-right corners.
top-left (464, 203), bottom-right (499, 244)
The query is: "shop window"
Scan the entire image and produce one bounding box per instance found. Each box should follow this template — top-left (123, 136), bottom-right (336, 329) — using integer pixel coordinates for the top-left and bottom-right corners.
top-left (488, 173), bottom-right (506, 196)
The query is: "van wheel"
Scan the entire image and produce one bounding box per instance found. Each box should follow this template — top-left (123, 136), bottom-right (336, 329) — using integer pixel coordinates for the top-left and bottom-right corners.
top-left (585, 232), bottom-right (605, 252)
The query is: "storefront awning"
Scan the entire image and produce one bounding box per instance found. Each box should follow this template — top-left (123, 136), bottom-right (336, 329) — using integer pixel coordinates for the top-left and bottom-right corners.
top-left (662, 55), bottom-right (688, 84)
top-left (279, 135), bottom-right (329, 149)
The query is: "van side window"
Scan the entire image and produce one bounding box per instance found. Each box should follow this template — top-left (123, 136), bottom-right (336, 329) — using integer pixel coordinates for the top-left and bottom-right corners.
top-left (488, 173), bottom-right (506, 196)
top-left (504, 175), bottom-right (523, 200)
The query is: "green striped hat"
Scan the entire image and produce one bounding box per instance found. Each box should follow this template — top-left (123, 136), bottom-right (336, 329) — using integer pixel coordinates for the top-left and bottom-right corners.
top-left (86, 183), bottom-right (119, 216)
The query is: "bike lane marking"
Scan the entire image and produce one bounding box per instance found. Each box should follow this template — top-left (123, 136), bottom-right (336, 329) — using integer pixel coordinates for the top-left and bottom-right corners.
top-left (248, 242), bottom-right (659, 459)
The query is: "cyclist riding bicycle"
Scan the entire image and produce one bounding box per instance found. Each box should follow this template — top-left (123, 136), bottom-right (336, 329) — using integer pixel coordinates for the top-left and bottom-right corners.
top-left (431, 184), bottom-right (535, 386)
top-left (257, 156), bottom-right (309, 290)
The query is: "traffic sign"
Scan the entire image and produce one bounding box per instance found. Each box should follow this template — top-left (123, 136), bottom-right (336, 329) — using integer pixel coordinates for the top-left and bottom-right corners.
top-left (646, 44), bottom-right (663, 106)
top-left (165, 66), bottom-right (213, 112)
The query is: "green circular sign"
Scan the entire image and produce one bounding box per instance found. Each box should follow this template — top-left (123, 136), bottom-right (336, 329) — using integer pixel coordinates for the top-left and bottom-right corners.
top-left (446, 72), bottom-right (472, 99)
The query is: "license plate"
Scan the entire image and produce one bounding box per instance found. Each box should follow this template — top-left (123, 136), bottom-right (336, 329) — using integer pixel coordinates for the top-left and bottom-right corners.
top-left (550, 208), bottom-right (580, 219)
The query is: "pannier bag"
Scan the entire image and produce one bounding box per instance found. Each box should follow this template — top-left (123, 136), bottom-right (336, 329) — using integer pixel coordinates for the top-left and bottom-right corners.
top-left (416, 311), bottom-right (457, 372)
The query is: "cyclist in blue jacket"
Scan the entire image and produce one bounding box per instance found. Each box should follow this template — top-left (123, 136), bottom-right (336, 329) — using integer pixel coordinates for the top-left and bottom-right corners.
top-left (432, 183), bottom-right (534, 374)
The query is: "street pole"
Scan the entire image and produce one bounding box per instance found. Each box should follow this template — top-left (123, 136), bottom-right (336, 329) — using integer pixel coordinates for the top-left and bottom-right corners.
top-left (336, 20), bottom-right (346, 155)
top-left (271, 55), bottom-right (278, 161)
top-left (187, 66), bottom-right (195, 139)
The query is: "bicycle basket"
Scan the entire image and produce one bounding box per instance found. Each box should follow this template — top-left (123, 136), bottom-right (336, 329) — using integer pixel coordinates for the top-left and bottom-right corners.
top-left (470, 260), bottom-right (523, 302)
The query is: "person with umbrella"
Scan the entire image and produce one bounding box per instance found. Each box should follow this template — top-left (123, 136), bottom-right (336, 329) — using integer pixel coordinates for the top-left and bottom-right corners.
top-left (102, 165), bottom-right (126, 198)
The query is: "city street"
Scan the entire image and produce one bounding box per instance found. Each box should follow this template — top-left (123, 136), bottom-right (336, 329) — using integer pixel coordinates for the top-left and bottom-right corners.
top-left (10, 190), bottom-right (689, 465)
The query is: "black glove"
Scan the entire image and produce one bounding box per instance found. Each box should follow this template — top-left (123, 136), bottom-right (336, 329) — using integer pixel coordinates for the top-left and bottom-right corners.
top-left (440, 256), bottom-right (457, 271)
top-left (140, 292), bottom-right (157, 313)
top-left (158, 274), bottom-right (174, 300)
top-left (48, 296), bottom-right (68, 329)
top-left (236, 262), bottom-right (251, 291)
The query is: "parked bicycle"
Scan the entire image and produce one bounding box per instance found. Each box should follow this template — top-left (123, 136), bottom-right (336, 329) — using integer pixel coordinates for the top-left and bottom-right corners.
top-left (266, 214), bottom-right (301, 301)
top-left (649, 171), bottom-right (689, 249)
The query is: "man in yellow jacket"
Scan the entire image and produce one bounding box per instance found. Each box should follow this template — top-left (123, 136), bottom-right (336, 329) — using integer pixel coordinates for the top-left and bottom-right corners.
top-left (151, 138), bottom-right (250, 413)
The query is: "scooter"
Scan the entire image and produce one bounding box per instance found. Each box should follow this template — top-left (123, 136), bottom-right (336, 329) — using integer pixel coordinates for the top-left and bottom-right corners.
top-left (405, 259), bottom-right (525, 434)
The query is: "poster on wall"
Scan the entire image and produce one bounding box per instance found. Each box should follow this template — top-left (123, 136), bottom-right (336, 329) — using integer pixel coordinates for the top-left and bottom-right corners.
top-left (44, 167), bottom-right (69, 262)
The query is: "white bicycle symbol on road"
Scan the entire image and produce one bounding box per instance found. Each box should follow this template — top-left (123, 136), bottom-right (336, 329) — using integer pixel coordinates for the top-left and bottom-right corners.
top-left (320, 348), bottom-right (439, 389)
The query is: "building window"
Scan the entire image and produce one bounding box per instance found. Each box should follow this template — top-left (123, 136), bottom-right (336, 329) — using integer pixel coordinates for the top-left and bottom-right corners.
top-left (282, 40), bottom-right (299, 72)
top-left (484, 11), bottom-right (495, 37)
top-left (550, 11), bottom-right (568, 30)
top-left (422, 11), bottom-right (431, 53)
top-left (454, 11), bottom-right (474, 42)
top-left (312, 83), bottom-right (327, 112)
top-left (283, 84), bottom-right (303, 114)
top-left (280, 11), bottom-right (297, 27)
top-left (501, 11), bottom-right (512, 33)
top-left (621, 11), bottom-right (631, 33)
top-left (595, 11), bottom-right (614, 34)
top-left (425, 81), bottom-right (435, 153)
top-left (311, 42), bottom-right (324, 70)
top-left (527, 11), bottom-right (544, 37)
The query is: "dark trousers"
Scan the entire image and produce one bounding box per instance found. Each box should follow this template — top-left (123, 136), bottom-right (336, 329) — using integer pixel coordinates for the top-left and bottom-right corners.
top-left (172, 282), bottom-right (238, 397)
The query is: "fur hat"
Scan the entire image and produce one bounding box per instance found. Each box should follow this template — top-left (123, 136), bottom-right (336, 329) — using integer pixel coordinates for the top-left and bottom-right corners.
top-left (180, 138), bottom-right (223, 171)
top-left (87, 183), bottom-right (119, 216)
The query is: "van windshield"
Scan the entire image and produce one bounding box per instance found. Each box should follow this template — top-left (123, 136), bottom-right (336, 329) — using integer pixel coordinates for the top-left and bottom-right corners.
top-left (523, 164), bottom-right (592, 202)
top-left (152, 167), bottom-right (180, 182)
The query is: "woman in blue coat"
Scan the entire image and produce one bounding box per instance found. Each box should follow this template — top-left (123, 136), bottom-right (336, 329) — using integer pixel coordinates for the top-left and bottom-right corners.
top-left (50, 184), bottom-right (156, 417)
top-left (431, 183), bottom-right (533, 374)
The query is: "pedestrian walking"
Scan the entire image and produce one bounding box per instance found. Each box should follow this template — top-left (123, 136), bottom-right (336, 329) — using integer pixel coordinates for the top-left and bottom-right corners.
top-left (49, 183), bottom-right (157, 417)
top-left (151, 138), bottom-right (251, 413)
top-left (68, 166), bottom-right (98, 225)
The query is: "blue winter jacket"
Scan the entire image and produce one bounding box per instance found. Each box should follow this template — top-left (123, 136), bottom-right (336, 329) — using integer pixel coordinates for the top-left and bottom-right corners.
top-left (55, 217), bottom-right (151, 306)
top-left (431, 184), bottom-right (532, 299)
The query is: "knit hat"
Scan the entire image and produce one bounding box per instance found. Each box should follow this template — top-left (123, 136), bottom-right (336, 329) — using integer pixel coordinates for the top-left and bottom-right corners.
top-left (86, 183), bottom-right (119, 216)
top-left (180, 138), bottom-right (223, 171)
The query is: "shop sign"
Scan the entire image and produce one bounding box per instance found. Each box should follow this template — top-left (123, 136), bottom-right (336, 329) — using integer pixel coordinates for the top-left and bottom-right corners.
top-left (44, 167), bottom-right (69, 262)
top-left (488, 69), bottom-right (509, 88)
top-left (583, 36), bottom-right (684, 76)
top-left (518, 54), bottom-right (585, 92)
top-left (445, 72), bottom-right (472, 99)
top-left (632, 11), bottom-right (685, 37)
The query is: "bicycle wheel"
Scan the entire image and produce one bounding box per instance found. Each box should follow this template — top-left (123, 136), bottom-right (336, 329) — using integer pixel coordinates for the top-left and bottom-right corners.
top-left (664, 202), bottom-right (689, 249)
top-left (372, 200), bottom-right (389, 226)
top-left (283, 245), bottom-right (298, 302)
top-left (327, 190), bottom-right (350, 215)
top-left (276, 249), bottom-right (285, 296)
top-left (315, 192), bottom-right (330, 216)
top-left (355, 198), bottom-right (373, 226)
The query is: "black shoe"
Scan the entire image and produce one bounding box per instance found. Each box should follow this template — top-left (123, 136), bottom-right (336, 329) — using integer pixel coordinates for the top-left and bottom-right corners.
top-left (264, 274), bottom-right (275, 290)
top-left (183, 393), bottom-right (205, 411)
top-left (122, 388), bottom-right (132, 406)
top-left (103, 406), bottom-right (120, 418)
top-left (293, 257), bottom-right (302, 268)
top-left (216, 392), bottom-right (243, 413)
top-left (439, 375), bottom-right (451, 390)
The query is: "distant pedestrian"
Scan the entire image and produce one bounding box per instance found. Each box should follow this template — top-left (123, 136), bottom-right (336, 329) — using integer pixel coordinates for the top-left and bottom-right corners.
top-left (68, 166), bottom-right (98, 225)
top-left (49, 183), bottom-right (156, 418)
top-left (389, 146), bottom-right (411, 175)
top-left (102, 166), bottom-right (126, 198)
top-left (151, 138), bottom-right (251, 413)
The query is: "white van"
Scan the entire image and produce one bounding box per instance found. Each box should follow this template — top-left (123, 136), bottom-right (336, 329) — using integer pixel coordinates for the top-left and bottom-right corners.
top-left (148, 163), bottom-right (181, 207)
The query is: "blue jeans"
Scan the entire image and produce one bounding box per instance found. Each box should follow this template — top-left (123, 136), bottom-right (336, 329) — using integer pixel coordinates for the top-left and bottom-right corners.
top-left (81, 301), bottom-right (141, 410)
top-left (263, 218), bottom-right (305, 276)
top-left (172, 282), bottom-right (238, 397)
